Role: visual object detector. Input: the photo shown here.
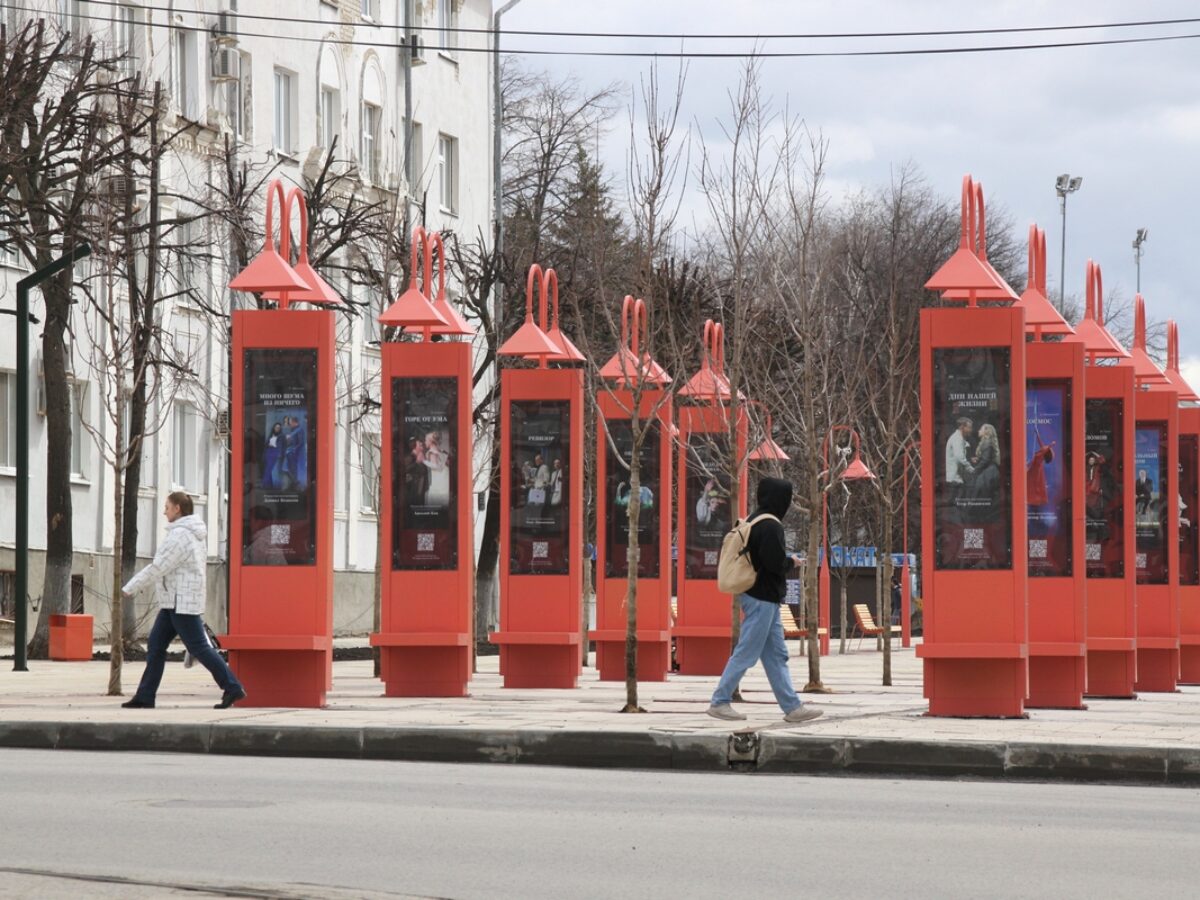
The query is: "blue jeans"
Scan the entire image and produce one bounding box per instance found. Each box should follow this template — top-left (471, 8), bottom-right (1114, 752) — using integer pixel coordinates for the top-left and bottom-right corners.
top-left (711, 594), bottom-right (802, 714)
top-left (133, 608), bottom-right (243, 704)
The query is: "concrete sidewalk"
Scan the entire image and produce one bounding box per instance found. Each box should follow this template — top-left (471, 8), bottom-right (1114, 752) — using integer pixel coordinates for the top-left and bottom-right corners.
top-left (3, 641), bottom-right (1200, 784)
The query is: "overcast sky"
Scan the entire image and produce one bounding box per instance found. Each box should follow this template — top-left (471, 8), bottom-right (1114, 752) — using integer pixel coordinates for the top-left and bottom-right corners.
top-left (501, 0), bottom-right (1200, 379)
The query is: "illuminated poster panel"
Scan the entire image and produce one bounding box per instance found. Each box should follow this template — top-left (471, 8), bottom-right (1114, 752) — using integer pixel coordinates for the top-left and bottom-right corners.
top-left (685, 434), bottom-right (732, 580)
top-left (1181, 434), bottom-right (1199, 586)
top-left (1084, 399), bottom-right (1125, 578)
top-left (1135, 423), bottom-right (1169, 585)
top-left (1026, 381), bottom-right (1072, 577)
top-left (605, 420), bottom-right (661, 579)
top-left (392, 377), bottom-right (458, 570)
top-left (510, 400), bottom-right (570, 575)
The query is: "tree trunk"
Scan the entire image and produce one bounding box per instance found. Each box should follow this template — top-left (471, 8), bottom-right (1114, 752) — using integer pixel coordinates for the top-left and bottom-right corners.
top-left (839, 574), bottom-right (848, 654)
top-left (29, 275), bottom-right (76, 659)
top-left (623, 449), bottom-right (643, 711)
top-left (881, 505), bottom-right (894, 686)
top-left (108, 419), bottom-right (125, 696)
top-left (120, 369), bottom-right (147, 646)
top-left (802, 480), bottom-right (825, 690)
top-left (474, 413), bottom-right (503, 651)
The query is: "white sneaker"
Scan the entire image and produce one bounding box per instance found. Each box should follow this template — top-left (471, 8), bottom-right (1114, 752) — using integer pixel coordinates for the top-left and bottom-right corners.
top-left (783, 706), bottom-right (823, 724)
top-left (707, 703), bottom-right (748, 721)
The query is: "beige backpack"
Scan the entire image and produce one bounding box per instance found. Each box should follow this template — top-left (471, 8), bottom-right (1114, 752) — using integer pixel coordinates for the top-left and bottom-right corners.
top-left (716, 513), bottom-right (779, 594)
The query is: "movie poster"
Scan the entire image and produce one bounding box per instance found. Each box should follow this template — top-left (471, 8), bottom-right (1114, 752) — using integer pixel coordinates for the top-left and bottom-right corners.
top-left (1026, 381), bottom-right (1072, 577)
top-left (932, 347), bottom-right (1012, 570)
top-left (1180, 435), bottom-right (1199, 586)
top-left (685, 434), bottom-right (732, 579)
top-left (1135, 423), bottom-right (1168, 584)
top-left (392, 377), bottom-right (457, 570)
top-left (604, 419), bottom-right (661, 579)
top-left (241, 348), bottom-right (318, 566)
top-left (509, 400), bottom-right (570, 575)
top-left (1084, 399), bottom-right (1125, 578)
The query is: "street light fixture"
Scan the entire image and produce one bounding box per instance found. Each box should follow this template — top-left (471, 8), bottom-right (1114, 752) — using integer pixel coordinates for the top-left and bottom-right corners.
top-left (1133, 227), bottom-right (1149, 293)
top-left (1055, 173), bottom-right (1082, 312)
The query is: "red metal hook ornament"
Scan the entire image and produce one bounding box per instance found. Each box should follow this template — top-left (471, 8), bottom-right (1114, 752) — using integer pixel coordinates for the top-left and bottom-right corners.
top-left (228, 179), bottom-right (310, 296)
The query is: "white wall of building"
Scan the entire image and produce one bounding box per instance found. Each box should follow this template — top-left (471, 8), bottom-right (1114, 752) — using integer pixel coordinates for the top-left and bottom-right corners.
top-left (0, 1), bottom-right (495, 633)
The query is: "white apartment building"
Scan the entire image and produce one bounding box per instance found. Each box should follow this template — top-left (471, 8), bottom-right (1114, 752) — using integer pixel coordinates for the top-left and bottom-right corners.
top-left (0, 1), bottom-right (496, 636)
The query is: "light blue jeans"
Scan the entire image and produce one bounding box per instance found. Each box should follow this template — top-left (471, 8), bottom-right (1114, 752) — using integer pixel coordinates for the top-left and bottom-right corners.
top-left (711, 593), bottom-right (803, 714)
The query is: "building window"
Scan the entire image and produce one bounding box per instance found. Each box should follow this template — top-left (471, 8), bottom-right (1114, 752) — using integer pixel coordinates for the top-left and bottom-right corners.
top-left (361, 0), bottom-right (380, 22)
top-left (116, 4), bottom-right (138, 75)
top-left (175, 29), bottom-right (198, 120)
top-left (273, 68), bottom-right (296, 155)
top-left (232, 51), bottom-right (252, 142)
top-left (0, 227), bottom-right (22, 269)
top-left (321, 86), bottom-right (339, 151)
top-left (0, 372), bottom-right (16, 468)
top-left (171, 401), bottom-right (207, 494)
top-left (361, 102), bottom-right (380, 183)
top-left (67, 1), bottom-right (84, 39)
top-left (437, 133), bottom-right (457, 214)
top-left (438, 0), bottom-right (458, 55)
top-left (361, 431), bottom-right (380, 512)
top-left (70, 381), bottom-right (88, 478)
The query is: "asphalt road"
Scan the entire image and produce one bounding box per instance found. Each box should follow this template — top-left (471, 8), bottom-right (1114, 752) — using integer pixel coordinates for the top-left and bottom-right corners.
top-left (1, 750), bottom-right (1197, 899)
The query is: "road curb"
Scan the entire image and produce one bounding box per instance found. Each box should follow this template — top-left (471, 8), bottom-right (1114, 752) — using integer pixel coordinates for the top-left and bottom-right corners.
top-left (1, 721), bottom-right (1197, 784)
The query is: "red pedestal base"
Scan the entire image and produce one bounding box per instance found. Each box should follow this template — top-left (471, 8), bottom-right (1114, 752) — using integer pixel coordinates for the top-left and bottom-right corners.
top-left (228, 649), bottom-right (328, 708)
top-left (1026, 653), bottom-right (1086, 709)
top-left (922, 658), bottom-right (1027, 718)
top-left (593, 635), bottom-right (670, 682)
top-left (1180, 642), bottom-right (1200, 684)
top-left (1135, 648), bottom-right (1180, 693)
top-left (1085, 646), bottom-right (1137, 698)
top-left (674, 635), bottom-right (730, 676)
top-left (372, 641), bottom-right (470, 697)
top-left (489, 636), bottom-right (580, 688)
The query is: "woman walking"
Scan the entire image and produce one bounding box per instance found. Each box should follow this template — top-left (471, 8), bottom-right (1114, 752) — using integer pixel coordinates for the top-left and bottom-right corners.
top-left (120, 492), bottom-right (246, 710)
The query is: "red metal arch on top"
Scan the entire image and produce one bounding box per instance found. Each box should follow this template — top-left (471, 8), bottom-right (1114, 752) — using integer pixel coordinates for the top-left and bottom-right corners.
top-left (228, 178), bottom-right (310, 296)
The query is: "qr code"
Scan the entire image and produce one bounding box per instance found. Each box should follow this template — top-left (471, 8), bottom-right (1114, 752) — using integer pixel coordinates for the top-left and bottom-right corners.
top-left (270, 524), bottom-right (290, 546)
top-left (1136, 553), bottom-right (1148, 569)
top-left (533, 541), bottom-right (549, 559)
top-left (704, 550), bottom-right (719, 566)
top-left (417, 533), bottom-right (435, 553)
top-left (1029, 539), bottom-right (1048, 559)
top-left (963, 528), bottom-right (984, 550)
top-left (1085, 543), bottom-right (1102, 561)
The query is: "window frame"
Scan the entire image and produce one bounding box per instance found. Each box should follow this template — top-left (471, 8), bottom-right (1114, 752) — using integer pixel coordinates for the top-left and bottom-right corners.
top-left (437, 133), bottom-right (457, 215)
top-left (273, 67), bottom-right (297, 156)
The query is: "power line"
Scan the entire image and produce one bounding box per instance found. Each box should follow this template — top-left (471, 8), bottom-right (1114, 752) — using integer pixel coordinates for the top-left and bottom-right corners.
top-left (61, 0), bottom-right (1200, 43)
top-left (9, 4), bottom-right (1200, 59)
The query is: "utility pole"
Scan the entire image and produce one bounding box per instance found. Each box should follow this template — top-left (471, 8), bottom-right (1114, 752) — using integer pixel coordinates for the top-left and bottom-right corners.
top-left (11, 243), bottom-right (92, 671)
top-left (1055, 173), bottom-right (1082, 311)
top-left (1133, 228), bottom-right (1148, 293)
top-left (492, 0), bottom-right (526, 334)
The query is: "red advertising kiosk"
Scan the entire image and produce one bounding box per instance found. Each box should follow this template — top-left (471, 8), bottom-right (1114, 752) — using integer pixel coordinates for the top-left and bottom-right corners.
top-left (674, 321), bottom-right (748, 675)
top-left (1015, 226), bottom-right (1087, 709)
top-left (489, 266), bottom-right (586, 688)
top-left (224, 181), bottom-right (340, 707)
top-left (1130, 296), bottom-right (1181, 692)
top-left (916, 177), bottom-right (1028, 717)
top-left (590, 297), bottom-right (674, 681)
top-left (1165, 322), bottom-right (1200, 683)
top-left (369, 229), bottom-right (475, 696)
top-left (1076, 262), bottom-right (1138, 698)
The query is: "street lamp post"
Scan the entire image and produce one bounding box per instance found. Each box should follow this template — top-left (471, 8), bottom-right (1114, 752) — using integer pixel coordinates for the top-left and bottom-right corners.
top-left (818, 426), bottom-right (875, 656)
top-left (1133, 228), bottom-right (1148, 293)
top-left (10, 243), bottom-right (92, 671)
top-left (1055, 173), bottom-right (1082, 311)
top-left (900, 440), bottom-right (919, 649)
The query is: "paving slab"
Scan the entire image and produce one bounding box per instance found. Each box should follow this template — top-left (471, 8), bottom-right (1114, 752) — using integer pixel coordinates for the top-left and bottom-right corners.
top-left (3, 642), bottom-right (1200, 783)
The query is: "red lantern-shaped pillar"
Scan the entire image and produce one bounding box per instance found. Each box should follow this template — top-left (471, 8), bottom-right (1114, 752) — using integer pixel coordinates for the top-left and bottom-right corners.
top-left (490, 267), bottom-right (586, 688)
top-left (1075, 262), bottom-right (1138, 697)
top-left (1166, 322), bottom-right (1200, 683)
top-left (674, 321), bottom-right (748, 676)
top-left (1017, 226), bottom-right (1087, 709)
top-left (1130, 295), bottom-right (1180, 692)
top-left (370, 229), bottom-right (475, 696)
top-left (591, 298), bottom-right (674, 681)
top-left (223, 181), bottom-right (341, 707)
top-left (916, 177), bottom-right (1028, 717)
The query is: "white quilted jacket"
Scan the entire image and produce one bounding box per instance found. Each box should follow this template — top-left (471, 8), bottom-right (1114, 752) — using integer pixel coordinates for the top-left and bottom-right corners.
top-left (122, 514), bottom-right (209, 615)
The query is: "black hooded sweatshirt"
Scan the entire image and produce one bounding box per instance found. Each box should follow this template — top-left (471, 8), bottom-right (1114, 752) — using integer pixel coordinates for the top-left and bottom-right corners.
top-left (744, 477), bottom-right (796, 603)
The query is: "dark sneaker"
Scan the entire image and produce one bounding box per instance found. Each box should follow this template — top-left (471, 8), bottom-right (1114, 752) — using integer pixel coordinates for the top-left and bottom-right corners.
top-left (121, 698), bottom-right (154, 709)
top-left (706, 703), bottom-right (748, 721)
top-left (783, 706), bottom-right (823, 724)
top-left (214, 687), bottom-right (246, 710)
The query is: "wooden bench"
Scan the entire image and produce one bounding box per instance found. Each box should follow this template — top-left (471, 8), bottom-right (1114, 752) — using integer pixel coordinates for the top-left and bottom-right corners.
top-left (780, 604), bottom-right (825, 654)
top-left (851, 603), bottom-right (897, 651)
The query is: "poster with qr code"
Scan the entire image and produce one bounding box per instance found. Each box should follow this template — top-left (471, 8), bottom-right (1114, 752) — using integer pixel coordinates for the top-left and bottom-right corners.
top-left (242, 348), bottom-right (317, 566)
top-left (1180, 434), bottom-right (1199, 586)
top-left (604, 419), bottom-right (661, 579)
top-left (509, 400), bottom-right (570, 575)
top-left (391, 377), bottom-right (458, 570)
top-left (1135, 423), bottom-right (1168, 585)
top-left (685, 434), bottom-right (732, 579)
top-left (1026, 381), bottom-right (1072, 577)
top-left (932, 347), bottom-right (1012, 570)
top-left (1084, 398), bottom-right (1125, 578)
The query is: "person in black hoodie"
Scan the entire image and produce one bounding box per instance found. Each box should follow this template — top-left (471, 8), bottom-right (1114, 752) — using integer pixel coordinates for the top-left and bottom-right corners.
top-left (708, 477), bottom-right (823, 723)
